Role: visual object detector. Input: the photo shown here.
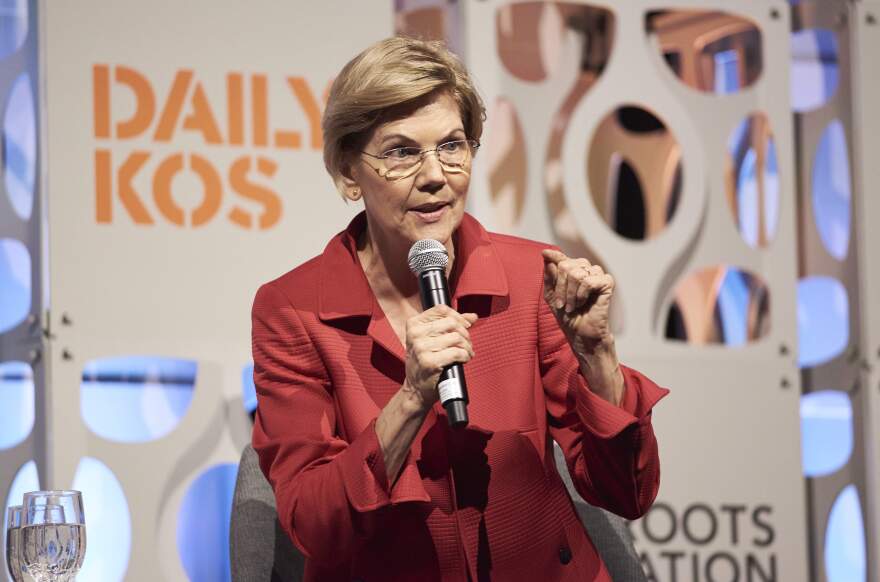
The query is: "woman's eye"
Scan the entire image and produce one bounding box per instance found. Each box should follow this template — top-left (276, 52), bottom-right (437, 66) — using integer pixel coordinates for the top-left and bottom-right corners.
top-left (440, 141), bottom-right (462, 152)
top-left (387, 147), bottom-right (417, 159)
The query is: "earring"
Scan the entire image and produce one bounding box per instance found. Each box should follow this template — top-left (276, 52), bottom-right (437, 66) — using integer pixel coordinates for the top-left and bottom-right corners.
top-left (351, 188), bottom-right (361, 200)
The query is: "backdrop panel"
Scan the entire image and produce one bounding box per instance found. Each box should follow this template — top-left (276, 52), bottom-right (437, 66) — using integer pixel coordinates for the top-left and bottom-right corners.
top-left (853, 1), bottom-right (880, 577)
top-left (43, 1), bottom-right (391, 579)
top-left (460, 1), bottom-right (809, 580)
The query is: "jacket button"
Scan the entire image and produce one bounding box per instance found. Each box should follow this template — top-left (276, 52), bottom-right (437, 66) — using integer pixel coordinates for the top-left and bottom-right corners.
top-left (558, 546), bottom-right (573, 565)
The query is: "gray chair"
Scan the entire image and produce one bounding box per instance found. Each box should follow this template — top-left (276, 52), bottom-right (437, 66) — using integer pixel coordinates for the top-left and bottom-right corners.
top-left (230, 444), bottom-right (647, 581)
top-left (230, 445), bottom-right (304, 582)
top-left (552, 444), bottom-right (648, 582)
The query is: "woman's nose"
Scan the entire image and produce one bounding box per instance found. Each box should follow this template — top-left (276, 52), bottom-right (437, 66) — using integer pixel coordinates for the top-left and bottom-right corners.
top-left (414, 151), bottom-right (446, 192)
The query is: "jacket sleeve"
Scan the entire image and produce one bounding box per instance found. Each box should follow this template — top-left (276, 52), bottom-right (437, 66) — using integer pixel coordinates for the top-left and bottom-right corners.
top-left (250, 282), bottom-right (430, 565)
top-left (537, 298), bottom-right (669, 520)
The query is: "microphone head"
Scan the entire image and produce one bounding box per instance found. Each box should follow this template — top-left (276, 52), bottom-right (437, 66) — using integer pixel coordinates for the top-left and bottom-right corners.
top-left (408, 239), bottom-right (448, 275)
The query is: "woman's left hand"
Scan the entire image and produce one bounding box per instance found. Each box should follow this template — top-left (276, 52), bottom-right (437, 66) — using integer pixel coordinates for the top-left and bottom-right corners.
top-left (542, 249), bottom-right (624, 404)
top-left (541, 249), bottom-right (614, 352)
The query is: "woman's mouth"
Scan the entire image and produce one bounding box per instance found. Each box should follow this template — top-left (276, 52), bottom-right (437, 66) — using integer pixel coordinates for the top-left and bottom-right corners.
top-left (410, 202), bottom-right (449, 223)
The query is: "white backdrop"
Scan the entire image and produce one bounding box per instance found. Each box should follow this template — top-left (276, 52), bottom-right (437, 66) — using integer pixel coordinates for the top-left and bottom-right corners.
top-left (43, 1), bottom-right (388, 579)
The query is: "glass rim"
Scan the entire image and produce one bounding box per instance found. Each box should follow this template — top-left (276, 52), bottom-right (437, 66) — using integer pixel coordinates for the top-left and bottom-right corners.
top-left (6, 504), bottom-right (23, 528)
top-left (22, 489), bottom-right (82, 497)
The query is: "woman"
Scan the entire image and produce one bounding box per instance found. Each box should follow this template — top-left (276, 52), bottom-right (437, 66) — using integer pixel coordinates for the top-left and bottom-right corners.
top-left (252, 36), bottom-right (668, 581)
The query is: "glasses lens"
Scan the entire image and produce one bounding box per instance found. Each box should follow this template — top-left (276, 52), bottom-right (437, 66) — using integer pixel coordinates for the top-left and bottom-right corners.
top-left (381, 148), bottom-right (420, 171)
top-left (383, 162), bottom-right (420, 180)
top-left (438, 140), bottom-right (473, 167)
top-left (380, 141), bottom-right (477, 180)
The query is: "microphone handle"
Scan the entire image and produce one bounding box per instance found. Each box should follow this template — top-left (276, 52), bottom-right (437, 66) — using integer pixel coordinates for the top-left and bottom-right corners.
top-left (418, 269), bottom-right (469, 428)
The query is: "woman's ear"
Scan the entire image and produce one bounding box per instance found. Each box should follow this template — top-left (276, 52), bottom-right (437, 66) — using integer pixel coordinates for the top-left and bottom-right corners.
top-left (337, 165), bottom-right (362, 202)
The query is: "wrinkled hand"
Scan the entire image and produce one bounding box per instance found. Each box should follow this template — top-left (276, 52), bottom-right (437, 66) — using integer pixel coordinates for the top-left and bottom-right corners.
top-left (542, 249), bottom-right (615, 357)
top-left (404, 304), bottom-right (477, 410)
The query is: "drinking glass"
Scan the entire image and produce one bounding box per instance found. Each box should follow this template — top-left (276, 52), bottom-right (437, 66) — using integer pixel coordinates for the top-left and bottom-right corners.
top-left (5, 505), bottom-right (25, 582)
top-left (20, 492), bottom-right (86, 582)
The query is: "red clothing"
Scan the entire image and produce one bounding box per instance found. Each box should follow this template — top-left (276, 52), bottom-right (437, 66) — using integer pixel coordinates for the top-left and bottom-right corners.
top-left (252, 212), bottom-right (668, 581)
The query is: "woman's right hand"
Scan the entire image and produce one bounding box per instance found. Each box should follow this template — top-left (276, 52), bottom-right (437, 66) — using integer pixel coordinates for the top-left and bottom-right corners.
top-left (403, 304), bottom-right (477, 411)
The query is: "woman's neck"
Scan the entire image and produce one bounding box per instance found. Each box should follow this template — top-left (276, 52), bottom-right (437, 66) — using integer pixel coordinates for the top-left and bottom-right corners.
top-left (357, 221), bottom-right (455, 303)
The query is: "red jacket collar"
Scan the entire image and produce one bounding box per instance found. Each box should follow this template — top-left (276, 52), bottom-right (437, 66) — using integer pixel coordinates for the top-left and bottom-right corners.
top-left (318, 211), bottom-right (509, 322)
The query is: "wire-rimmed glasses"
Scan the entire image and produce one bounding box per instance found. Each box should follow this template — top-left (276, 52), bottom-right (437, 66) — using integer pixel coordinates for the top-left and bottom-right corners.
top-left (20, 491), bottom-right (85, 582)
top-left (361, 139), bottom-right (480, 180)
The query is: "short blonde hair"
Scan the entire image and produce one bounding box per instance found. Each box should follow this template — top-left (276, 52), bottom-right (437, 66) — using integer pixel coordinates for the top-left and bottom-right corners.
top-left (322, 36), bottom-right (485, 191)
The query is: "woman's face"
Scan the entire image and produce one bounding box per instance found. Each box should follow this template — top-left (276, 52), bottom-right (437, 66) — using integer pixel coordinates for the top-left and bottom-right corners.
top-left (349, 92), bottom-right (471, 254)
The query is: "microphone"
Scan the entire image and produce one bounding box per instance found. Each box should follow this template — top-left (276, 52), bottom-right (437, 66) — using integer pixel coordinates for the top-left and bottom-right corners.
top-left (408, 239), bottom-right (469, 428)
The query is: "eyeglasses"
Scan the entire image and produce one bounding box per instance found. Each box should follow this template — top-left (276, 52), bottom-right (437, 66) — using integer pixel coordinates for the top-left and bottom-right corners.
top-left (361, 139), bottom-right (480, 181)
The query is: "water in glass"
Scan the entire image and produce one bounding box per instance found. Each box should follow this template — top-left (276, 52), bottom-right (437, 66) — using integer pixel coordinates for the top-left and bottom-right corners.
top-left (20, 523), bottom-right (85, 580)
top-left (5, 505), bottom-right (24, 582)
top-left (21, 492), bottom-right (85, 582)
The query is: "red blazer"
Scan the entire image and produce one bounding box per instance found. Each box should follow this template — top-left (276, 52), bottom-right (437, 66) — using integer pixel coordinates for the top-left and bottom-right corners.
top-left (252, 212), bottom-right (668, 581)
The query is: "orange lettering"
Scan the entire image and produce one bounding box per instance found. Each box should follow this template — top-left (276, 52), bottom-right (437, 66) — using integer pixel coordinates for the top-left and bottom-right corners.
top-left (152, 154), bottom-right (222, 227)
top-left (95, 149), bottom-right (112, 221)
top-left (152, 153), bottom-right (185, 225)
top-left (154, 70), bottom-right (194, 141)
top-left (252, 74), bottom-right (268, 147)
top-left (273, 129), bottom-right (301, 149)
top-left (228, 156), bottom-right (281, 229)
top-left (118, 151), bottom-right (154, 224)
top-left (227, 73), bottom-right (244, 146)
top-left (182, 82), bottom-right (222, 144)
top-left (93, 65), bottom-right (110, 138)
top-left (189, 155), bottom-right (223, 226)
top-left (115, 66), bottom-right (155, 139)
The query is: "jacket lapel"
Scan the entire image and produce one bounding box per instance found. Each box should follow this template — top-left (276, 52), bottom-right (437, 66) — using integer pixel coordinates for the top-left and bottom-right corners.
top-left (316, 212), bottom-right (510, 364)
top-left (449, 214), bottom-right (509, 304)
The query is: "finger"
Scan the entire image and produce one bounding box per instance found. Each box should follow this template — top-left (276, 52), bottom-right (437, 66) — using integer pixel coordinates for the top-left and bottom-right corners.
top-left (439, 306), bottom-right (475, 328)
top-left (541, 248), bottom-right (568, 265)
top-left (434, 346), bottom-right (473, 366)
top-left (596, 273), bottom-right (614, 292)
top-left (424, 343), bottom-right (474, 371)
top-left (422, 304), bottom-right (453, 319)
top-left (425, 329), bottom-right (474, 355)
top-left (450, 310), bottom-right (477, 328)
top-left (566, 261), bottom-right (599, 312)
top-left (553, 263), bottom-right (568, 310)
top-left (424, 317), bottom-right (471, 341)
top-left (419, 305), bottom-right (474, 330)
top-left (575, 278), bottom-right (592, 303)
top-left (565, 268), bottom-right (584, 313)
top-left (561, 260), bottom-right (588, 311)
top-left (573, 275), bottom-right (614, 308)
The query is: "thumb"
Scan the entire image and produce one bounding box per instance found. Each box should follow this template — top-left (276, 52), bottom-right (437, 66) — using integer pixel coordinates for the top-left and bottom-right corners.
top-left (541, 248), bottom-right (568, 265)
